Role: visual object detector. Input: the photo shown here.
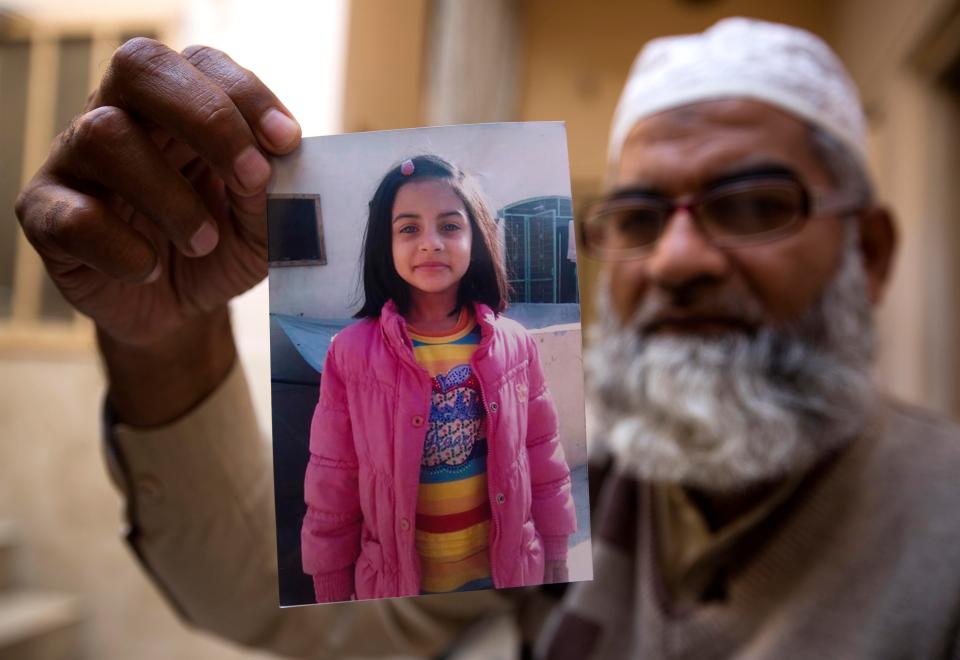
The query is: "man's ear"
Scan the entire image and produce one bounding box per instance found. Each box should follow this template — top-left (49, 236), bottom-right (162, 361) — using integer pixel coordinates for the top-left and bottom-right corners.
top-left (855, 206), bottom-right (897, 304)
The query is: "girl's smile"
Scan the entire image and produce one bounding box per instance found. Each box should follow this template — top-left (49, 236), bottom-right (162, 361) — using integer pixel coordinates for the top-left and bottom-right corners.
top-left (392, 179), bottom-right (473, 304)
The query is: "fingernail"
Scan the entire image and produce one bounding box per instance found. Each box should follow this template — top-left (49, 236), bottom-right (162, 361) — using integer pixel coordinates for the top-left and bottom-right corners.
top-left (145, 260), bottom-right (162, 283)
top-left (260, 108), bottom-right (301, 149)
top-left (190, 221), bottom-right (219, 256)
top-left (234, 146), bottom-right (271, 192)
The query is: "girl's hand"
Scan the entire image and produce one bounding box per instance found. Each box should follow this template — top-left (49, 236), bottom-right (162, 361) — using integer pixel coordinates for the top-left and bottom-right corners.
top-left (544, 559), bottom-right (570, 584)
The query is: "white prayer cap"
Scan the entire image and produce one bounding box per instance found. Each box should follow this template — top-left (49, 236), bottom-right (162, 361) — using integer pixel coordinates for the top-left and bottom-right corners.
top-left (608, 17), bottom-right (868, 171)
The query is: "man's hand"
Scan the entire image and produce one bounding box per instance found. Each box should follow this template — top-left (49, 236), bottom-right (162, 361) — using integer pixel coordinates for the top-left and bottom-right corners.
top-left (16, 38), bottom-right (300, 344)
top-left (14, 38), bottom-right (301, 424)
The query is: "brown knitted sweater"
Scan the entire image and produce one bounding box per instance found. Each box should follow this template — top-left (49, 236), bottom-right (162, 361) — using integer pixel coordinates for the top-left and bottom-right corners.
top-left (537, 400), bottom-right (960, 659)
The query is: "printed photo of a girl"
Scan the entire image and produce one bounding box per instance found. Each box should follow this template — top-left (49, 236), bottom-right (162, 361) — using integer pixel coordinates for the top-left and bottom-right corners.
top-left (301, 155), bottom-right (577, 602)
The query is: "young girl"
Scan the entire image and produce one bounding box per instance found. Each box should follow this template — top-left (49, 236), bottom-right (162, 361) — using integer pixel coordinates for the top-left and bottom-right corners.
top-left (301, 155), bottom-right (576, 603)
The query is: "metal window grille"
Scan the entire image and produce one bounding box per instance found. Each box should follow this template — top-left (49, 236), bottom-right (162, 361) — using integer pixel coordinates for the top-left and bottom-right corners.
top-left (501, 196), bottom-right (577, 304)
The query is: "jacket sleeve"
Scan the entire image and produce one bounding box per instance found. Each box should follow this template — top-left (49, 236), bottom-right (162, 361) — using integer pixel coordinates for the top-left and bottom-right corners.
top-left (104, 359), bottom-right (516, 659)
top-left (524, 332), bottom-right (577, 561)
top-left (301, 336), bottom-right (361, 603)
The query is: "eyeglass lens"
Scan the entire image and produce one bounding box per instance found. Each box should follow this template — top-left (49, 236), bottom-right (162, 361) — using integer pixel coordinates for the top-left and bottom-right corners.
top-left (585, 181), bottom-right (806, 253)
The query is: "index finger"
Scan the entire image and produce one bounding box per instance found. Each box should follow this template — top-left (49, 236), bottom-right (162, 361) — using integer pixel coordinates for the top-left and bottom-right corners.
top-left (94, 38), bottom-right (296, 196)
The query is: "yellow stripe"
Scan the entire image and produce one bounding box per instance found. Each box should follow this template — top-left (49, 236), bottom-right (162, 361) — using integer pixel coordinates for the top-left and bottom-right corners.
top-left (418, 474), bottom-right (487, 502)
top-left (412, 344), bottom-right (476, 379)
top-left (423, 551), bottom-right (490, 580)
top-left (415, 522), bottom-right (490, 559)
top-left (420, 551), bottom-right (491, 593)
top-left (415, 357), bottom-right (466, 378)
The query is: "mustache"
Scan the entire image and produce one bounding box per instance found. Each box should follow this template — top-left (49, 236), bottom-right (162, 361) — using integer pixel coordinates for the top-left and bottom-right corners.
top-left (627, 284), bottom-right (767, 333)
top-left (585, 239), bottom-right (877, 491)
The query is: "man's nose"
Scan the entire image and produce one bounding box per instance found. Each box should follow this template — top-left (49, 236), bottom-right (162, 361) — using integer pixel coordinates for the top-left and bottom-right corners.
top-left (643, 209), bottom-right (729, 291)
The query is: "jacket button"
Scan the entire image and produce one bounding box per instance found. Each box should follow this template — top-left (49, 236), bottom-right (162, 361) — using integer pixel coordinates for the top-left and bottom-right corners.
top-left (400, 518), bottom-right (410, 531)
top-left (496, 493), bottom-right (506, 505)
top-left (412, 415), bottom-right (424, 427)
top-left (489, 402), bottom-right (499, 413)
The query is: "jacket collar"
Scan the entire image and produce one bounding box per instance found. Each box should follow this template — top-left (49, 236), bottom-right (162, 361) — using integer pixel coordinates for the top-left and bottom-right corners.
top-left (379, 299), bottom-right (498, 354)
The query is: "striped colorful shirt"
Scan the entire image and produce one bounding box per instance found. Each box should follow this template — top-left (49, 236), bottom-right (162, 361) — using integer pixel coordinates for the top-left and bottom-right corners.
top-left (407, 308), bottom-right (493, 594)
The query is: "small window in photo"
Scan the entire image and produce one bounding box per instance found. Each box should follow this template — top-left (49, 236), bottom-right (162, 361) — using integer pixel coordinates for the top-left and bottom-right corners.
top-left (267, 193), bottom-right (326, 267)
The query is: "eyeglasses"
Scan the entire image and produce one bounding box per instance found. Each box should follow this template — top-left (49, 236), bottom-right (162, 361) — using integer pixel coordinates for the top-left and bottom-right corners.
top-left (581, 177), bottom-right (862, 261)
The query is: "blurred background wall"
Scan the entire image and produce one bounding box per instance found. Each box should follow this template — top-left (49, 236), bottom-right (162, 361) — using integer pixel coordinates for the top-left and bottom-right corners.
top-left (0, 0), bottom-right (957, 657)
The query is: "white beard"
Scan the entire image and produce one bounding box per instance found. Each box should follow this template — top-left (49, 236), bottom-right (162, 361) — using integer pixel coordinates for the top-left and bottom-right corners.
top-left (584, 231), bottom-right (878, 492)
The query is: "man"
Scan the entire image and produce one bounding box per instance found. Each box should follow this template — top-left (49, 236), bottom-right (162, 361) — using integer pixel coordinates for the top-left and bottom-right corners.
top-left (14, 16), bottom-right (960, 659)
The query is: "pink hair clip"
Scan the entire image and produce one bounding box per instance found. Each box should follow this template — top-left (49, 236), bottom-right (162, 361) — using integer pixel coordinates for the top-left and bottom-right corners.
top-left (400, 159), bottom-right (415, 176)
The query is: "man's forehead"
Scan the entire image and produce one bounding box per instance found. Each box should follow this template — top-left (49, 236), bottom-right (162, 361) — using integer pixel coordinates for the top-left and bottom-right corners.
top-left (611, 98), bottom-right (824, 192)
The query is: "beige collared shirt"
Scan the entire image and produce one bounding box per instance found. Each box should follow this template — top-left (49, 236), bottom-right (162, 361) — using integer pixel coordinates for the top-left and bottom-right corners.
top-left (104, 361), bottom-right (519, 659)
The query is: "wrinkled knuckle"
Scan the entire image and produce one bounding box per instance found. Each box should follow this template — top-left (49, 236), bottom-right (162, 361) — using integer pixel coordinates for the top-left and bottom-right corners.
top-left (15, 184), bottom-right (57, 245)
top-left (185, 45), bottom-right (251, 96)
top-left (20, 195), bottom-right (66, 247)
top-left (14, 186), bottom-right (36, 227)
top-left (78, 106), bottom-right (130, 146)
top-left (197, 94), bottom-right (243, 139)
top-left (45, 199), bottom-right (97, 250)
top-left (110, 37), bottom-right (174, 88)
top-left (219, 69), bottom-right (252, 97)
top-left (181, 44), bottom-right (223, 69)
top-left (113, 36), bottom-right (165, 67)
top-left (222, 62), bottom-right (260, 97)
top-left (63, 106), bottom-right (130, 166)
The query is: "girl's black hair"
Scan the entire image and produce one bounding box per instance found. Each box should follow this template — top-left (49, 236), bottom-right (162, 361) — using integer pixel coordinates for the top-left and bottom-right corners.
top-left (354, 154), bottom-right (510, 318)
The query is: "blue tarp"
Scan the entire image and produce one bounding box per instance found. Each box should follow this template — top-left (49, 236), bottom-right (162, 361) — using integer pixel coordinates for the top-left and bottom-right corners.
top-left (272, 316), bottom-right (352, 373)
top-left (273, 303), bottom-right (580, 374)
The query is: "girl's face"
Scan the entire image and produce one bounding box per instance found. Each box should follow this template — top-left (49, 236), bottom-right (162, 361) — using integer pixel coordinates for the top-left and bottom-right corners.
top-left (391, 179), bottom-right (473, 302)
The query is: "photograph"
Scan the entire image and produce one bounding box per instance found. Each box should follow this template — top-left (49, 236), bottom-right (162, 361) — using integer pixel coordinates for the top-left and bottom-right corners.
top-left (5, 0), bottom-right (960, 656)
top-left (266, 122), bottom-right (592, 606)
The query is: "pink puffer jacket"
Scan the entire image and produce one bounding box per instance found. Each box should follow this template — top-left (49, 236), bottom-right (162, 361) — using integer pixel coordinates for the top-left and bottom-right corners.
top-left (301, 300), bottom-right (576, 602)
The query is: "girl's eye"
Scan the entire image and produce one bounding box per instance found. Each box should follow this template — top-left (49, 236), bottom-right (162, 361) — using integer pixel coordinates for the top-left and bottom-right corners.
top-left (441, 223), bottom-right (462, 232)
top-left (398, 225), bottom-right (418, 234)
